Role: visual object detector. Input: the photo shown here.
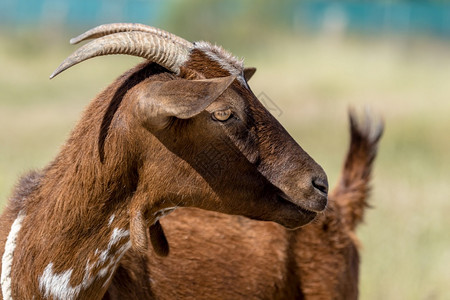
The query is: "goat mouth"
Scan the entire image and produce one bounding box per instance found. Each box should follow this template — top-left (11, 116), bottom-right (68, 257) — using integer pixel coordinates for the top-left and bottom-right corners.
top-left (277, 192), bottom-right (315, 214)
top-left (277, 192), bottom-right (316, 213)
top-left (246, 192), bottom-right (317, 229)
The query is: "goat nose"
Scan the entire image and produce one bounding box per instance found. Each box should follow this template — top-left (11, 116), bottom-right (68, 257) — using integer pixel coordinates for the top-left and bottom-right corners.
top-left (312, 177), bottom-right (328, 196)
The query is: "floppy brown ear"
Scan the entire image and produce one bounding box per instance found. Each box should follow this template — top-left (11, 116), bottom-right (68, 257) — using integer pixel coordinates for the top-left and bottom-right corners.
top-left (135, 75), bottom-right (236, 129)
top-left (243, 67), bottom-right (256, 81)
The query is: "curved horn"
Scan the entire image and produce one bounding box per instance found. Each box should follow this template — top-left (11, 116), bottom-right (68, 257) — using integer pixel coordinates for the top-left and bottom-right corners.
top-left (50, 31), bottom-right (192, 79)
top-left (70, 23), bottom-right (193, 48)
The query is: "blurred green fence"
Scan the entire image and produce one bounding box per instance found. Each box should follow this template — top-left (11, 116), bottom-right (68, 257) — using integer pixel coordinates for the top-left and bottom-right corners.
top-left (1, 0), bottom-right (450, 37)
top-left (0, 0), bottom-right (163, 28)
top-left (297, 1), bottom-right (450, 37)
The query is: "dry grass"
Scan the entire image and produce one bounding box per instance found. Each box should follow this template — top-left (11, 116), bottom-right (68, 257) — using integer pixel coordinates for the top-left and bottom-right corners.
top-left (0, 32), bottom-right (449, 299)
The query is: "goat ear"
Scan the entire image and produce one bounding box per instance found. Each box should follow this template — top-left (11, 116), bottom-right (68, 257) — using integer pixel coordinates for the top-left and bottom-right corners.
top-left (149, 220), bottom-right (169, 257)
top-left (136, 75), bottom-right (236, 128)
top-left (243, 67), bottom-right (256, 81)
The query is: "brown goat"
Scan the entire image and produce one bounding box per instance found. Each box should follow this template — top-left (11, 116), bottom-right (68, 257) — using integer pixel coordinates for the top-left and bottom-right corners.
top-left (0, 24), bottom-right (328, 299)
top-left (104, 111), bottom-right (383, 300)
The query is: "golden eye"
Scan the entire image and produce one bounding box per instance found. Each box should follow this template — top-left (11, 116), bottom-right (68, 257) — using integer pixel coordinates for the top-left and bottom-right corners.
top-left (213, 109), bottom-right (232, 122)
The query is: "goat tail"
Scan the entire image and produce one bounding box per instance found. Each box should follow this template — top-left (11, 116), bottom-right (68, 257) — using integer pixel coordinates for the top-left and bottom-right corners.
top-left (330, 108), bottom-right (384, 231)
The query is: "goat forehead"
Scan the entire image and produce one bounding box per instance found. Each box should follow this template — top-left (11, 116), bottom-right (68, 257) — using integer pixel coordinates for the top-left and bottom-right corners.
top-left (193, 41), bottom-right (244, 76)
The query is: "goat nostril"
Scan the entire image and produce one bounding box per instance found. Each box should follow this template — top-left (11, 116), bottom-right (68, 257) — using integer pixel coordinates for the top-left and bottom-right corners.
top-left (312, 177), bottom-right (328, 195)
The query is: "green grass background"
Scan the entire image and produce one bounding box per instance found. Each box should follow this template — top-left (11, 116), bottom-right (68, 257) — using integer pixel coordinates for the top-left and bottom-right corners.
top-left (1, 32), bottom-right (449, 299)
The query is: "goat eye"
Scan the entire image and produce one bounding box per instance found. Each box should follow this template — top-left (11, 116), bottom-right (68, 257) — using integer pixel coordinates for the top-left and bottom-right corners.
top-left (212, 109), bottom-right (232, 122)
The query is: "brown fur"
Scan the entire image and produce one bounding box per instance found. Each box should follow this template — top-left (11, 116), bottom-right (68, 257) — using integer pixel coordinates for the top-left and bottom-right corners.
top-left (0, 38), bottom-right (328, 299)
top-left (104, 112), bottom-right (383, 300)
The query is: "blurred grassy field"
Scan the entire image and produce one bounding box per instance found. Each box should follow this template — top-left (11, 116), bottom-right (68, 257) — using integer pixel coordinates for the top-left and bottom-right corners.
top-left (1, 32), bottom-right (449, 299)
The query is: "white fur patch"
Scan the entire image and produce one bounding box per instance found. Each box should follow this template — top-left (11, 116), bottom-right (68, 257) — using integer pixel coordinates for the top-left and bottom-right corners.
top-left (108, 228), bottom-right (129, 247)
top-left (107, 214), bottom-right (115, 227)
top-left (38, 228), bottom-right (131, 299)
top-left (101, 241), bottom-right (131, 288)
top-left (1, 210), bottom-right (26, 300)
top-left (39, 263), bottom-right (82, 300)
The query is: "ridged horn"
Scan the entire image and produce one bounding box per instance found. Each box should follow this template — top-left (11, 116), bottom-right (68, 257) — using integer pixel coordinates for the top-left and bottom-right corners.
top-left (50, 31), bottom-right (192, 79)
top-left (70, 23), bottom-right (193, 48)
